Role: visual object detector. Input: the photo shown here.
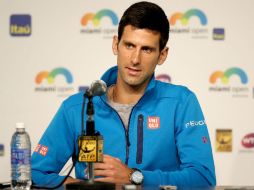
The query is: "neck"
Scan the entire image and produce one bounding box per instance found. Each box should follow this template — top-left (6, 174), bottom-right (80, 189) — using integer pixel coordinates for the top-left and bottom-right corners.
top-left (110, 82), bottom-right (147, 105)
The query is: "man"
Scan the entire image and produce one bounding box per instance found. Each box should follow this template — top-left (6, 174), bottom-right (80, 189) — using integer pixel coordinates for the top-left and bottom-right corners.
top-left (32, 1), bottom-right (216, 187)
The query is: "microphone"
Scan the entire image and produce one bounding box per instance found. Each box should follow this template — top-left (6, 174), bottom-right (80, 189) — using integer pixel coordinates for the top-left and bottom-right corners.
top-left (86, 80), bottom-right (107, 97)
top-left (78, 79), bottom-right (106, 183)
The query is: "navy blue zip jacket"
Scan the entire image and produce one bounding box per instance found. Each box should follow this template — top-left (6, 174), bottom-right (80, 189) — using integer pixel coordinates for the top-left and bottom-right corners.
top-left (31, 66), bottom-right (216, 187)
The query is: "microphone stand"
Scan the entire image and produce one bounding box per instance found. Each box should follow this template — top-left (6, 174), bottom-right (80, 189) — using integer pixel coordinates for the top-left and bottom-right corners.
top-left (66, 93), bottom-right (115, 190)
top-left (86, 95), bottom-right (95, 183)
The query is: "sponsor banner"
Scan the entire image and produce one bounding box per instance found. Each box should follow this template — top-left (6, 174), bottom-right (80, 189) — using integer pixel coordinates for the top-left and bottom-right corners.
top-left (216, 129), bottom-right (232, 152)
top-left (80, 9), bottom-right (118, 39)
top-left (10, 14), bottom-right (32, 36)
top-left (0, 144), bottom-right (4, 156)
top-left (169, 9), bottom-right (209, 39)
top-left (239, 133), bottom-right (254, 153)
top-left (34, 67), bottom-right (75, 97)
top-left (213, 28), bottom-right (225, 40)
top-left (209, 67), bottom-right (250, 98)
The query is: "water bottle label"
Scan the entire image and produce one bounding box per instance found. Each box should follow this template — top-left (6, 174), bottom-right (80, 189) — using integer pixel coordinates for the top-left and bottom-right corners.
top-left (11, 149), bottom-right (30, 165)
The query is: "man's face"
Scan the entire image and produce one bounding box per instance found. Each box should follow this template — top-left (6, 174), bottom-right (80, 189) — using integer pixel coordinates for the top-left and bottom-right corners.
top-left (112, 25), bottom-right (168, 88)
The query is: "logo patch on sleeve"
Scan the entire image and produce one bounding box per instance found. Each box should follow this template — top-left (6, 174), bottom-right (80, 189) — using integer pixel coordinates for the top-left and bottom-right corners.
top-left (202, 136), bottom-right (208, 144)
top-left (39, 145), bottom-right (48, 156)
top-left (147, 116), bottom-right (160, 129)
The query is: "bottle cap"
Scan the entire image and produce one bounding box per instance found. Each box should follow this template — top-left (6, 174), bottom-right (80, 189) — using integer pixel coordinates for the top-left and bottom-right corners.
top-left (16, 122), bottom-right (25, 129)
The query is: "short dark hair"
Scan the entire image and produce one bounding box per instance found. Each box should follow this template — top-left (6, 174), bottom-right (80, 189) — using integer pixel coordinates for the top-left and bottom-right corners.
top-left (118, 1), bottom-right (170, 51)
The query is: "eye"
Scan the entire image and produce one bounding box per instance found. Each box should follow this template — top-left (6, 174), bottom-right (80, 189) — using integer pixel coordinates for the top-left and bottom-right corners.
top-left (125, 43), bottom-right (134, 49)
top-left (142, 47), bottom-right (153, 54)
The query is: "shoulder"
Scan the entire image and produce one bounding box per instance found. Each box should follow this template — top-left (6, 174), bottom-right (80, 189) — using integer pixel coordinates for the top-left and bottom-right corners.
top-left (61, 92), bottom-right (84, 111)
top-left (154, 80), bottom-right (195, 103)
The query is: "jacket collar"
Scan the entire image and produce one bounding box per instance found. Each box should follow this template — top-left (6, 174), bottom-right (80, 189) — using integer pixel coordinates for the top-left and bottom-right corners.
top-left (101, 66), bottom-right (156, 91)
top-left (100, 66), bottom-right (156, 102)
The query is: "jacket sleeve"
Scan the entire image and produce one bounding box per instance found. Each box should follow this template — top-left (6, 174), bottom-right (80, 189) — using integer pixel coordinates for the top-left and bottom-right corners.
top-left (31, 102), bottom-right (76, 187)
top-left (142, 92), bottom-right (216, 187)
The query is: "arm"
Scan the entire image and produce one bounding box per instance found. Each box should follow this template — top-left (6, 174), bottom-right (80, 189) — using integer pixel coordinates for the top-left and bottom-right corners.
top-left (94, 155), bottom-right (132, 184)
top-left (142, 92), bottom-right (216, 187)
top-left (64, 177), bottom-right (82, 185)
top-left (31, 102), bottom-right (76, 187)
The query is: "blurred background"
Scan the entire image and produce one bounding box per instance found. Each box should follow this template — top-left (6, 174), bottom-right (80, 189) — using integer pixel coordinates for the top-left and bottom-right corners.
top-left (0, 0), bottom-right (254, 186)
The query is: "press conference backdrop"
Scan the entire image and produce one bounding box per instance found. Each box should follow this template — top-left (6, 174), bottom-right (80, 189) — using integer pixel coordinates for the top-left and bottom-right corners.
top-left (0, 0), bottom-right (254, 186)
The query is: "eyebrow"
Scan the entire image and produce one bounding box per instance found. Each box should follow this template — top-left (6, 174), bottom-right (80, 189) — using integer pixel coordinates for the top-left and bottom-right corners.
top-left (122, 40), bottom-right (157, 51)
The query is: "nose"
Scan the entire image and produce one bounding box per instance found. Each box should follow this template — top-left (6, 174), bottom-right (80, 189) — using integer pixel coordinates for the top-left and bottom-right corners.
top-left (131, 49), bottom-right (141, 65)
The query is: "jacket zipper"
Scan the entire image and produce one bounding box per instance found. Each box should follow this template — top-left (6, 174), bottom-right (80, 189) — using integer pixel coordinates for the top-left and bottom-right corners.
top-left (136, 114), bottom-right (144, 164)
top-left (102, 98), bottom-right (132, 165)
top-left (101, 93), bottom-right (145, 165)
top-left (125, 107), bottom-right (135, 165)
top-left (114, 109), bottom-right (132, 165)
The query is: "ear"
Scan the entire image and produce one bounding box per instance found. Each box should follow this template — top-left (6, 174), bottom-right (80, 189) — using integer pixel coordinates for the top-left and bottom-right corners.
top-left (112, 35), bottom-right (119, 55)
top-left (158, 47), bottom-right (169, 66)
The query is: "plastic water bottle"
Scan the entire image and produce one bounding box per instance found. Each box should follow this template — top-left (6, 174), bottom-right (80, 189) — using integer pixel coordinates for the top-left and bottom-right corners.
top-left (11, 123), bottom-right (31, 190)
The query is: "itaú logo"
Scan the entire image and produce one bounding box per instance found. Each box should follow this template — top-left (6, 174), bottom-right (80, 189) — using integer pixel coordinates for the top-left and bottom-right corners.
top-left (242, 133), bottom-right (254, 148)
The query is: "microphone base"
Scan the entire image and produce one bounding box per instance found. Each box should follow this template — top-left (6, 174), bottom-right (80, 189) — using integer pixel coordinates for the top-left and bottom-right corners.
top-left (65, 181), bottom-right (115, 190)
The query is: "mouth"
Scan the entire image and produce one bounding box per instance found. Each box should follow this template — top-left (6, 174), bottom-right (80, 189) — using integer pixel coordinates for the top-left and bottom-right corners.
top-left (126, 67), bottom-right (141, 76)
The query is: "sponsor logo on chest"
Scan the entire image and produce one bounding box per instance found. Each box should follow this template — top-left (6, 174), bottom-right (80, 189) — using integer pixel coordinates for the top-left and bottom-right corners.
top-left (147, 116), bottom-right (160, 129)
